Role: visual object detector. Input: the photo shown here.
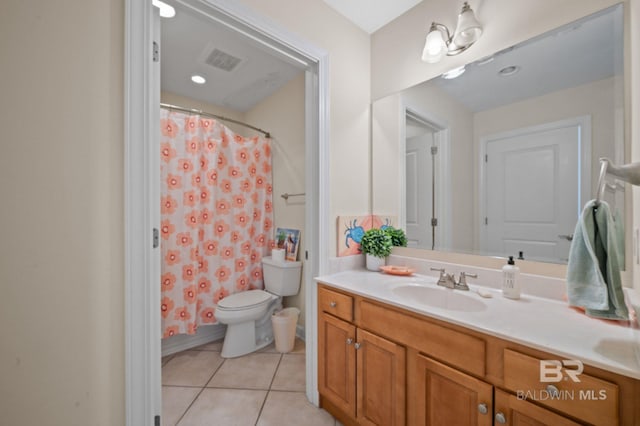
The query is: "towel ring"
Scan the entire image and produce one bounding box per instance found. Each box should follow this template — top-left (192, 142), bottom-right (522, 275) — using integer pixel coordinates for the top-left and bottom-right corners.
top-left (595, 157), bottom-right (640, 207)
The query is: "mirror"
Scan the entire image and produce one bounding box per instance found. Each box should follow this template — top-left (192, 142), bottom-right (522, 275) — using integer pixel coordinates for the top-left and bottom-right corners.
top-left (372, 4), bottom-right (625, 264)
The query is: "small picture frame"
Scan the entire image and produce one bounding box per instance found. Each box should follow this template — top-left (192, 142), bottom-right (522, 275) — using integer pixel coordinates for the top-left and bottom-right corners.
top-left (276, 227), bottom-right (301, 261)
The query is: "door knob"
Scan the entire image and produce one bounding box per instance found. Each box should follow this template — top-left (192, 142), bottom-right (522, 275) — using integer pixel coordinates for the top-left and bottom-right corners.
top-left (477, 403), bottom-right (488, 415)
top-left (354, 343), bottom-right (361, 350)
top-left (346, 338), bottom-right (353, 345)
top-left (329, 301), bottom-right (337, 307)
top-left (558, 234), bottom-right (574, 241)
top-left (495, 412), bottom-right (506, 424)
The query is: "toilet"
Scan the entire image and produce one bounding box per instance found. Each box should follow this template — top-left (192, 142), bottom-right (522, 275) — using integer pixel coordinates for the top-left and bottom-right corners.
top-left (216, 256), bottom-right (302, 358)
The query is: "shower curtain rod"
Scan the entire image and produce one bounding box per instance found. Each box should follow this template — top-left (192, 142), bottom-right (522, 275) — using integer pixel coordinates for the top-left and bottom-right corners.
top-left (160, 102), bottom-right (271, 138)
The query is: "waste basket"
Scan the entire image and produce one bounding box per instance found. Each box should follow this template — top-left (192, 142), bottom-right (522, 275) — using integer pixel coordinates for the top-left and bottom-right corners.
top-left (271, 307), bottom-right (300, 353)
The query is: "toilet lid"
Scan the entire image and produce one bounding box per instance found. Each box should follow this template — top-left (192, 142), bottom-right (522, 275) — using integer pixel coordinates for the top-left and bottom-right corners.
top-left (217, 290), bottom-right (272, 310)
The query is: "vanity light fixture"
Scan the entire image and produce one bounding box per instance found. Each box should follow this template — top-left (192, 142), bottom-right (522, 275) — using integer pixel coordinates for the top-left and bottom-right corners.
top-left (152, 0), bottom-right (176, 18)
top-left (421, 2), bottom-right (483, 63)
top-left (190, 75), bottom-right (207, 84)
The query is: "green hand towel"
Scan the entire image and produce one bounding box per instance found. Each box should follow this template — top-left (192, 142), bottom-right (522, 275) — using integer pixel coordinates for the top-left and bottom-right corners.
top-left (566, 200), bottom-right (628, 320)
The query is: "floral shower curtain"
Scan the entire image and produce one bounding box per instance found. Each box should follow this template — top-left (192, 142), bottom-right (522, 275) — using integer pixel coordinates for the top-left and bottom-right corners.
top-left (160, 109), bottom-right (274, 338)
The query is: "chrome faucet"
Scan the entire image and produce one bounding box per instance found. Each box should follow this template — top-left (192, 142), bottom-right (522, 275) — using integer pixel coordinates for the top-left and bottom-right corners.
top-left (431, 267), bottom-right (456, 289)
top-left (430, 268), bottom-right (477, 291)
top-left (455, 271), bottom-right (478, 291)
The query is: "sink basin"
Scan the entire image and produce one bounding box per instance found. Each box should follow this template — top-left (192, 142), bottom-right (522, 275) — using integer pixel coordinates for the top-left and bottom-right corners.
top-left (392, 284), bottom-right (487, 312)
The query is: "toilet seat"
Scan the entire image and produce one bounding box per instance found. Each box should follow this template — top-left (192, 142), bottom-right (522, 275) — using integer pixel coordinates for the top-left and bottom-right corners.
top-left (217, 289), bottom-right (272, 311)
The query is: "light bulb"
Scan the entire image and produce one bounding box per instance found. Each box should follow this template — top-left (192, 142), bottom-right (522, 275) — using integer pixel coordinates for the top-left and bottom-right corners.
top-left (422, 30), bottom-right (446, 63)
top-left (152, 0), bottom-right (176, 18)
top-left (452, 3), bottom-right (482, 47)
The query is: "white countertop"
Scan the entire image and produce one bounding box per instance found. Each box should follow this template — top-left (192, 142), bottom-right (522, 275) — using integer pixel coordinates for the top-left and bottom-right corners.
top-left (316, 269), bottom-right (640, 380)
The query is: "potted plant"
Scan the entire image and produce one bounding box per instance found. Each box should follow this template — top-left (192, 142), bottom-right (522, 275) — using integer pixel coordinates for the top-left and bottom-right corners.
top-left (384, 226), bottom-right (408, 248)
top-left (360, 228), bottom-right (392, 271)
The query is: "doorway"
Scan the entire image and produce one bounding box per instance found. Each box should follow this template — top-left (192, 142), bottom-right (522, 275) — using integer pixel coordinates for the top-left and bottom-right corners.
top-left (480, 116), bottom-right (591, 263)
top-left (402, 108), bottom-right (451, 251)
top-left (124, 1), bottom-right (329, 424)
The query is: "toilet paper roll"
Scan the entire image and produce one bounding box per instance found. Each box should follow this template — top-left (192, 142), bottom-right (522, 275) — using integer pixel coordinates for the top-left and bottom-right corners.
top-left (272, 248), bottom-right (285, 262)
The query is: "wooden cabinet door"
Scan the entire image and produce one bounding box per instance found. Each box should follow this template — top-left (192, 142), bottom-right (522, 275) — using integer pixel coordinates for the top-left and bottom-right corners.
top-left (413, 354), bottom-right (493, 426)
top-left (494, 389), bottom-right (581, 426)
top-left (318, 312), bottom-right (356, 417)
top-left (356, 328), bottom-right (406, 426)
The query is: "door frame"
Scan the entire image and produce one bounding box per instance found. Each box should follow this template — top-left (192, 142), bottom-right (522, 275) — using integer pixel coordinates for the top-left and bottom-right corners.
top-left (124, 1), bottom-right (330, 424)
top-left (400, 106), bottom-right (451, 250)
top-left (478, 115), bottom-right (592, 254)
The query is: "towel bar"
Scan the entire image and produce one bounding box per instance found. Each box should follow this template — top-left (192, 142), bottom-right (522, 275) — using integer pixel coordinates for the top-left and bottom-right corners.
top-left (281, 192), bottom-right (305, 201)
top-left (595, 158), bottom-right (640, 205)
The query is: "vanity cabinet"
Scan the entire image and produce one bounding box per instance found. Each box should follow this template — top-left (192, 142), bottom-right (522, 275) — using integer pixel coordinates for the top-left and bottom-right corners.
top-left (318, 287), bottom-right (405, 426)
top-left (317, 284), bottom-right (639, 425)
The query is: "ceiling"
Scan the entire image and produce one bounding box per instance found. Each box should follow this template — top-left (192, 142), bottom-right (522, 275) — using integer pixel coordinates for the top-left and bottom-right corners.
top-left (322, 0), bottom-right (422, 34)
top-left (160, 0), bottom-right (304, 112)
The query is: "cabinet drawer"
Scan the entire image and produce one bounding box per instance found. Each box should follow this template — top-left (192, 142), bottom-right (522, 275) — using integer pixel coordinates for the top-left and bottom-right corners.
top-left (503, 349), bottom-right (619, 426)
top-left (495, 389), bottom-right (581, 426)
top-left (360, 300), bottom-right (485, 377)
top-left (318, 286), bottom-right (353, 321)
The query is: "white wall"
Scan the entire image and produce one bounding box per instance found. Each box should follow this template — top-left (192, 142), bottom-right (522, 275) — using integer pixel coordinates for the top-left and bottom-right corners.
top-left (0, 1), bottom-right (124, 425)
top-left (245, 73), bottom-right (307, 323)
top-left (236, 0), bottom-right (372, 256)
top-left (371, 93), bottom-right (402, 218)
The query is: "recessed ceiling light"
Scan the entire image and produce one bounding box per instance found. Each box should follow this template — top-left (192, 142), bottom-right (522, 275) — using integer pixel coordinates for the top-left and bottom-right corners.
top-left (191, 75), bottom-right (206, 84)
top-left (498, 65), bottom-right (520, 76)
top-left (152, 0), bottom-right (176, 18)
top-left (441, 66), bottom-right (466, 80)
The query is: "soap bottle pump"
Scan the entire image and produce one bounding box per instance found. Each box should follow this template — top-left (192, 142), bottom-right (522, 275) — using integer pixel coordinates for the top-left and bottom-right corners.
top-left (502, 256), bottom-right (521, 299)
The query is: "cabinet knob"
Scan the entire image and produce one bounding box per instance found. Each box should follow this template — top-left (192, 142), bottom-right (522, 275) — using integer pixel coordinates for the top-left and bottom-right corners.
top-left (346, 338), bottom-right (353, 345)
top-left (354, 342), bottom-right (361, 350)
top-left (546, 384), bottom-right (560, 397)
top-left (477, 403), bottom-right (488, 415)
top-left (495, 412), bottom-right (506, 424)
top-left (329, 301), bottom-right (337, 308)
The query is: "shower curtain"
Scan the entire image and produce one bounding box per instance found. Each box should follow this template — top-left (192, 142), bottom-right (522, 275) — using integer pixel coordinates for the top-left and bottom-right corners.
top-left (160, 109), bottom-right (274, 337)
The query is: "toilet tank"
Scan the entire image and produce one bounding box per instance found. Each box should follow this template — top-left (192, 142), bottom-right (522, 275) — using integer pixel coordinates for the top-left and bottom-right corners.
top-left (262, 256), bottom-right (302, 296)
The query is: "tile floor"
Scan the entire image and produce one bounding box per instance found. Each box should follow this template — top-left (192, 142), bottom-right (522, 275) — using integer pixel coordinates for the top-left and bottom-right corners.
top-left (162, 338), bottom-right (339, 426)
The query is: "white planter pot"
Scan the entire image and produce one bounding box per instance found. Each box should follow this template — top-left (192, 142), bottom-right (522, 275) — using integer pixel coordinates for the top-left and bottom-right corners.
top-left (365, 253), bottom-right (386, 271)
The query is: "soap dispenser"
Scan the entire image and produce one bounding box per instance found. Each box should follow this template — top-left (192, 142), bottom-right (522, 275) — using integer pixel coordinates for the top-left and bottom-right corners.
top-left (502, 256), bottom-right (521, 299)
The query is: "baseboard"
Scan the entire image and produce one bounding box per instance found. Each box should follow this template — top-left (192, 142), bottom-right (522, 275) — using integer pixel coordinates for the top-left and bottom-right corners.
top-left (162, 323), bottom-right (305, 357)
top-left (161, 324), bottom-right (226, 357)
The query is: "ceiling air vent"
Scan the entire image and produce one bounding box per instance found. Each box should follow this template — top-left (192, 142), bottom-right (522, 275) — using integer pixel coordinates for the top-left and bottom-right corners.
top-left (204, 48), bottom-right (243, 72)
